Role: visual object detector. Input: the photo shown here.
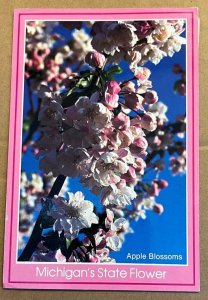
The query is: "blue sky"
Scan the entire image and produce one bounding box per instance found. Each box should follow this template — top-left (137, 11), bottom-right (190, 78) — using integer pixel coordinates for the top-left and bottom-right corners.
top-left (21, 22), bottom-right (187, 264)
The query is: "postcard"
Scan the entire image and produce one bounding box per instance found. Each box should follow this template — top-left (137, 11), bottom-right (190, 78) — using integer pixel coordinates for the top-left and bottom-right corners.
top-left (3, 8), bottom-right (199, 291)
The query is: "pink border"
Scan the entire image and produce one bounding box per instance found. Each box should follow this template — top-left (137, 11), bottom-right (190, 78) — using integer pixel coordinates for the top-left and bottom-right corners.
top-left (3, 8), bottom-right (199, 292)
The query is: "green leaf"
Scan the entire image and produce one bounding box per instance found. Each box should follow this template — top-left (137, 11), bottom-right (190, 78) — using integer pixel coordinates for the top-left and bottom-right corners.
top-left (77, 74), bottom-right (94, 89)
top-left (107, 65), bottom-right (123, 78)
top-left (23, 122), bottom-right (30, 132)
top-left (66, 238), bottom-right (71, 249)
top-left (66, 75), bottom-right (94, 96)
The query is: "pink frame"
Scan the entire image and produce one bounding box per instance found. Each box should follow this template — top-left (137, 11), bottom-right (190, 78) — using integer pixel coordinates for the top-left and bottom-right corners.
top-left (3, 8), bottom-right (199, 291)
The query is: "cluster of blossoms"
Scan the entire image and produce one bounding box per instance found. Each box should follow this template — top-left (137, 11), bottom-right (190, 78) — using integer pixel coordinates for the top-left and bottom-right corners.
top-left (25, 21), bottom-right (69, 91)
top-left (91, 20), bottom-right (185, 68)
top-left (140, 97), bottom-right (186, 177)
top-left (109, 178), bottom-right (168, 222)
top-left (25, 21), bottom-right (93, 91)
top-left (36, 67), bottom-right (160, 209)
top-left (31, 204), bottom-right (132, 263)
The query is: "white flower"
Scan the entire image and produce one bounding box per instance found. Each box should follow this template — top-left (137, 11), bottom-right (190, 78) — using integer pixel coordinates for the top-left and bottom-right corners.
top-left (107, 22), bottom-right (138, 49)
top-left (142, 196), bottom-right (156, 209)
top-left (73, 29), bottom-right (91, 44)
top-left (72, 96), bottom-right (112, 132)
top-left (91, 152), bottom-right (128, 188)
top-left (140, 44), bottom-right (167, 65)
top-left (50, 191), bottom-right (98, 240)
top-left (72, 29), bottom-right (93, 60)
top-left (105, 211), bottom-right (129, 251)
top-left (103, 186), bottom-right (137, 207)
top-left (151, 23), bottom-right (174, 43)
top-left (141, 112), bottom-right (157, 132)
top-left (131, 196), bottom-right (156, 221)
top-left (57, 147), bottom-right (92, 178)
top-left (149, 101), bottom-right (168, 123)
top-left (106, 234), bottom-right (121, 251)
top-left (133, 205), bottom-right (147, 221)
top-left (117, 219), bottom-right (133, 243)
top-left (162, 35), bottom-right (186, 57)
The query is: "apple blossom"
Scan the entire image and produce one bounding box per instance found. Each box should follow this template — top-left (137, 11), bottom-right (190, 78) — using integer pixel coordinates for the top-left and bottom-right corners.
top-left (144, 90), bottom-right (158, 105)
top-left (133, 66), bottom-right (151, 81)
top-left (91, 152), bottom-right (129, 188)
top-left (141, 112), bottom-right (157, 132)
top-left (85, 50), bottom-right (106, 68)
top-left (49, 192), bottom-right (99, 239)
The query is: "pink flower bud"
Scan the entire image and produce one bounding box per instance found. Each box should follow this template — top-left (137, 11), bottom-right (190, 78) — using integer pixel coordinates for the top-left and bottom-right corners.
top-left (33, 148), bottom-right (39, 156)
top-left (133, 21), bottom-right (154, 38)
top-left (113, 112), bottom-right (130, 129)
top-left (85, 50), bottom-right (106, 68)
top-left (22, 145), bottom-right (27, 153)
top-left (106, 80), bottom-right (121, 95)
top-left (116, 148), bottom-right (129, 158)
top-left (122, 167), bottom-right (137, 184)
top-left (144, 90), bottom-right (158, 104)
top-left (153, 203), bottom-right (164, 215)
top-left (128, 166), bottom-right (136, 178)
top-left (154, 179), bottom-right (168, 189)
top-left (141, 112), bottom-right (157, 132)
top-left (103, 93), bottom-right (119, 110)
